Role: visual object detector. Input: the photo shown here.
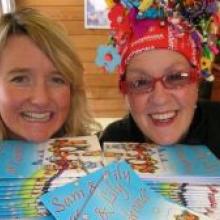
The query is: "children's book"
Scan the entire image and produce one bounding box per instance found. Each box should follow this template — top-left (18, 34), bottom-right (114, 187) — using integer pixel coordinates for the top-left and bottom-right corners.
top-left (103, 143), bottom-right (220, 183)
top-left (40, 161), bottom-right (211, 220)
top-left (0, 136), bottom-right (102, 179)
top-left (0, 136), bottom-right (102, 219)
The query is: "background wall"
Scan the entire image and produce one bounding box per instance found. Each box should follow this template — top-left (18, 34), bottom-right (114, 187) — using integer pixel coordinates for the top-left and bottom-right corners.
top-left (16, 0), bottom-right (127, 118)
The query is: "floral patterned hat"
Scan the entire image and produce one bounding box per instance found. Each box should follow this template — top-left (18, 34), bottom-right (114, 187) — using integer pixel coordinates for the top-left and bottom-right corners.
top-left (95, 0), bottom-right (220, 82)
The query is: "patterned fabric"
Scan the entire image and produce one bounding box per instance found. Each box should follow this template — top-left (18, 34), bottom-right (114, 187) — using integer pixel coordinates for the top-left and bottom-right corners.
top-left (96, 0), bottom-right (220, 81)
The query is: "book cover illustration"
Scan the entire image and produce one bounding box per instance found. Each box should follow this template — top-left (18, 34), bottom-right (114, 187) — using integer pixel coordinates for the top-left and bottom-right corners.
top-left (41, 161), bottom-right (211, 220)
top-left (0, 136), bottom-right (102, 218)
top-left (0, 135), bottom-right (102, 179)
top-left (103, 143), bottom-right (220, 182)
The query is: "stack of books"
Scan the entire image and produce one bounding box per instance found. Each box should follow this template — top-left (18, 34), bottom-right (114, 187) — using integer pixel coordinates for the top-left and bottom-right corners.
top-left (1, 137), bottom-right (219, 219)
top-left (0, 136), bottom-right (103, 219)
top-left (40, 160), bottom-right (211, 220)
top-left (103, 142), bottom-right (220, 219)
top-left (146, 182), bottom-right (220, 219)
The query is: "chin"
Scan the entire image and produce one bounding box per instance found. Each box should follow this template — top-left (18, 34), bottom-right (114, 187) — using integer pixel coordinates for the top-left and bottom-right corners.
top-left (22, 134), bottom-right (52, 143)
top-left (151, 136), bottom-right (180, 146)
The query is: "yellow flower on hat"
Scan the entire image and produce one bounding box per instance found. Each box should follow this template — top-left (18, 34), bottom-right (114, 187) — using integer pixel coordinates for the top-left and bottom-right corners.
top-left (105, 0), bottom-right (116, 9)
top-left (201, 56), bottom-right (214, 72)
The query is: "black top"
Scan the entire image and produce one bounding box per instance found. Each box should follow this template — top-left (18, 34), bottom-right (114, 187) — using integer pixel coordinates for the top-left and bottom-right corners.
top-left (99, 100), bottom-right (220, 159)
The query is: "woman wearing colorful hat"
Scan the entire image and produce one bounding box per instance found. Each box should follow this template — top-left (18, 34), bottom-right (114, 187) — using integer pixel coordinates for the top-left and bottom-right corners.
top-left (97, 0), bottom-right (220, 158)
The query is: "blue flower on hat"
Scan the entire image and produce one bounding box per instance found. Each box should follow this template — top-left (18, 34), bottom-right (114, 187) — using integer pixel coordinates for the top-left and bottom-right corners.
top-left (95, 45), bottom-right (121, 73)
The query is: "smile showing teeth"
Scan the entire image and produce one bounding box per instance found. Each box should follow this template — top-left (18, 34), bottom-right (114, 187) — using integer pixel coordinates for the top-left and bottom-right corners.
top-left (21, 112), bottom-right (51, 122)
top-left (151, 111), bottom-right (176, 121)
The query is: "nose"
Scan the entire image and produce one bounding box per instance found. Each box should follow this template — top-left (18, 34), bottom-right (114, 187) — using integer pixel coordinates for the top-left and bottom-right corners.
top-left (30, 82), bottom-right (50, 106)
top-left (148, 81), bottom-right (171, 105)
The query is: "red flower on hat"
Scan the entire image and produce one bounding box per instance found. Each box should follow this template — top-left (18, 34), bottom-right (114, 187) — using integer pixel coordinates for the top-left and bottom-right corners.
top-left (108, 3), bottom-right (132, 51)
top-left (108, 3), bottom-right (130, 32)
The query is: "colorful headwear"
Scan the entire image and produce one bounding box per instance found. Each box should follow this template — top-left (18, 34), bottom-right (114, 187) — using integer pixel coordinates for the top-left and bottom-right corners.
top-left (95, 0), bottom-right (220, 81)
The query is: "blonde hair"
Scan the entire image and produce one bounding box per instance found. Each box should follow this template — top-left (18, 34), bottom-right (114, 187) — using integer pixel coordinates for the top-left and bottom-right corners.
top-left (0, 7), bottom-right (101, 139)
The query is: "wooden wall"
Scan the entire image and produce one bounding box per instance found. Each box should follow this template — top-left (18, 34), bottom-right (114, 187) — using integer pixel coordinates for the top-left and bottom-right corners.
top-left (16, 0), bottom-right (127, 118)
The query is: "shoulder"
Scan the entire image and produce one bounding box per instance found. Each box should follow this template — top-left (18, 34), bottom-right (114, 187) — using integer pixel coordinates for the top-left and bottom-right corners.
top-left (198, 99), bottom-right (220, 109)
top-left (99, 116), bottom-right (131, 144)
top-left (197, 100), bottom-right (220, 120)
top-left (99, 114), bottom-right (146, 145)
top-left (196, 100), bottom-right (220, 159)
top-left (99, 114), bottom-right (145, 147)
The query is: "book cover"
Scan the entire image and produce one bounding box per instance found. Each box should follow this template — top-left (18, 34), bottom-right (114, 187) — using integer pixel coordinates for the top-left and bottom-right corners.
top-left (0, 136), bottom-right (102, 218)
top-left (103, 143), bottom-right (220, 183)
top-left (0, 135), bottom-right (102, 179)
top-left (41, 161), bottom-right (211, 220)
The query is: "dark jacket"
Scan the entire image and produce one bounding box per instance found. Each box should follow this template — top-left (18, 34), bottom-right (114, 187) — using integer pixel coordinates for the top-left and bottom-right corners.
top-left (100, 100), bottom-right (220, 159)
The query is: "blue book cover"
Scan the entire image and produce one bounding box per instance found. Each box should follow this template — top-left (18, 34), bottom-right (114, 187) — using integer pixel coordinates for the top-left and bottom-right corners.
top-left (103, 143), bottom-right (220, 183)
top-left (0, 136), bottom-right (102, 179)
top-left (40, 161), bottom-right (211, 220)
top-left (0, 136), bottom-right (102, 218)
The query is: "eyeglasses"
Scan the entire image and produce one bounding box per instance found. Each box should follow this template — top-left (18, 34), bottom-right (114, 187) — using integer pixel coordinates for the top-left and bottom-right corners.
top-left (120, 70), bottom-right (199, 95)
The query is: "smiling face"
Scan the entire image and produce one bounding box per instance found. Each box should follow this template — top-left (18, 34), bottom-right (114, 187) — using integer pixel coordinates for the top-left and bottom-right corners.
top-left (0, 35), bottom-right (71, 142)
top-left (125, 49), bottom-right (199, 145)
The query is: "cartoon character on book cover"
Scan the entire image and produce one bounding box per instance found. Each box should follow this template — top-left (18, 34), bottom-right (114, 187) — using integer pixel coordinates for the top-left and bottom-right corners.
top-left (104, 143), bottom-right (159, 173)
top-left (103, 142), bottom-right (220, 179)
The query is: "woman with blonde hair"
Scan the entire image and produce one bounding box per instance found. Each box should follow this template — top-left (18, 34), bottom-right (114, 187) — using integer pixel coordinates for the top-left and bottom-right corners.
top-left (0, 7), bottom-right (100, 142)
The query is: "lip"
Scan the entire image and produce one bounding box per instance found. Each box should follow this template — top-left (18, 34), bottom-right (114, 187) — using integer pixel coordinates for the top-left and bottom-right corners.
top-left (149, 110), bottom-right (178, 126)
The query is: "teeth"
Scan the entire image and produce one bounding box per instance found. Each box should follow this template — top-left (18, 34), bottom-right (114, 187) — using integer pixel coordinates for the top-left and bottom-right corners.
top-left (22, 112), bottom-right (51, 121)
top-left (151, 111), bottom-right (176, 120)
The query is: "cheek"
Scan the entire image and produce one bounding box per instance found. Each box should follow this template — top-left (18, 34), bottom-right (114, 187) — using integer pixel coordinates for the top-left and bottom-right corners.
top-left (127, 94), bottom-right (147, 113)
top-left (0, 87), bottom-right (22, 111)
top-left (177, 85), bottom-right (198, 108)
top-left (55, 88), bottom-right (71, 111)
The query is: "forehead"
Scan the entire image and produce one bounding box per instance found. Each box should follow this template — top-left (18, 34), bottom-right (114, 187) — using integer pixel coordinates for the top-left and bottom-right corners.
top-left (0, 35), bottom-right (56, 71)
top-left (1, 35), bottom-right (45, 58)
top-left (126, 49), bottom-right (191, 72)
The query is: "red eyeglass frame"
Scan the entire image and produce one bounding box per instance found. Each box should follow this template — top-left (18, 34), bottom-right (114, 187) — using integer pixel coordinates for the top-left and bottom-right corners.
top-left (119, 69), bottom-right (200, 95)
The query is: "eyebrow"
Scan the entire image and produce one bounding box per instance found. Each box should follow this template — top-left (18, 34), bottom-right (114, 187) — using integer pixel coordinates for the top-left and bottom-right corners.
top-left (167, 61), bottom-right (191, 69)
top-left (126, 68), bottom-right (149, 76)
top-left (8, 67), bottom-right (31, 74)
top-left (8, 68), bottom-right (61, 76)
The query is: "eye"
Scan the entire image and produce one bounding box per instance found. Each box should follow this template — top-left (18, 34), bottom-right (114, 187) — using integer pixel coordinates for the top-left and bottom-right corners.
top-left (9, 75), bottom-right (30, 85)
top-left (129, 78), bottom-right (152, 90)
top-left (165, 72), bottom-right (190, 85)
top-left (50, 74), bottom-right (68, 85)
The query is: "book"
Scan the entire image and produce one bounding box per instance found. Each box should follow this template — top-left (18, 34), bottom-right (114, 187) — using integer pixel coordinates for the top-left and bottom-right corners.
top-left (0, 135), bottom-right (103, 219)
top-left (103, 143), bottom-right (220, 183)
top-left (40, 161), bottom-right (211, 220)
top-left (102, 142), bottom-right (220, 219)
top-left (145, 181), bottom-right (220, 220)
top-left (0, 135), bottom-right (102, 179)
